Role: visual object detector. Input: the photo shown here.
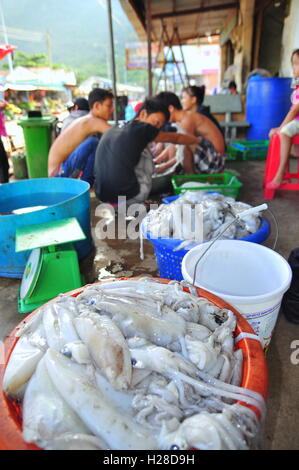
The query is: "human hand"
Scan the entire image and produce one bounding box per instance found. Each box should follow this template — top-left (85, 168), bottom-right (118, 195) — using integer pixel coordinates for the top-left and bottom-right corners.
top-left (269, 127), bottom-right (280, 139)
top-left (154, 157), bottom-right (177, 174)
top-left (154, 145), bottom-right (177, 173)
top-left (153, 144), bottom-right (176, 164)
top-left (152, 142), bottom-right (165, 157)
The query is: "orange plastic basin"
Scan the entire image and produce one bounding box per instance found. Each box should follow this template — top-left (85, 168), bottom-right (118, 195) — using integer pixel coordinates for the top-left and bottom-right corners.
top-left (0, 278), bottom-right (268, 450)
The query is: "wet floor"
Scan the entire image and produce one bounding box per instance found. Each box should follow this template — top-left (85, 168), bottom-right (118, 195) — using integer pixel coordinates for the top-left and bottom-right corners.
top-left (0, 159), bottom-right (299, 449)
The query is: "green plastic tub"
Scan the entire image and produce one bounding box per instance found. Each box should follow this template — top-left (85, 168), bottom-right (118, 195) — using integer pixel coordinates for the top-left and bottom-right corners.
top-left (228, 140), bottom-right (269, 161)
top-left (171, 173), bottom-right (243, 199)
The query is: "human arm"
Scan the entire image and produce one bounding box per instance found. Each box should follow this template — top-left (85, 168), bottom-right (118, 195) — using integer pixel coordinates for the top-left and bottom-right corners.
top-left (154, 157), bottom-right (177, 174)
top-left (154, 131), bottom-right (199, 146)
top-left (182, 146), bottom-right (195, 174)
top-left (48, 116), bottom-right (111, 176)
top-left (153, 144), bottom-right (176, 164)
top-left (269, 102), bottom-right (299, 137)
top-left (153, 144), bottom-right (177, 174)
top-left (268, 127), bottom-right (280, 139)
top-left (151, 142), bottom-right (165, 157)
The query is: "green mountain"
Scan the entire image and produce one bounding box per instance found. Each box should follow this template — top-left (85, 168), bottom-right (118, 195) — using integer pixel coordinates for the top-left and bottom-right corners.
top-left (0, 0), bottom-right (146, 85)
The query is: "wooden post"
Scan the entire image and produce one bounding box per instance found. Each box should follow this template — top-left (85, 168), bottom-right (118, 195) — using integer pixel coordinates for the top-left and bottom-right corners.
top-left (253, 10), bottom-right (263, 69)
top-left (253, 0), bottom-right (273, 69)
top-left (220, 43), bottom-right (228, 85)
top-left (146, 0), bottom-right (153, 97)
top-left (240, 0), bottom-right (255, 83)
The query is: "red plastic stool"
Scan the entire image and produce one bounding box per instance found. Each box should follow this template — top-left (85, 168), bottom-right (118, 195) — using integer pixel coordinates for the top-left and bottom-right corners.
top-left (263, 133), bottom-right (299, 199)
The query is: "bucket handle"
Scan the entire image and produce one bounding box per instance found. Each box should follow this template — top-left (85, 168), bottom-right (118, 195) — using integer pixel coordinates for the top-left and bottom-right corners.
top-left (191, 203), bottom-right (274, 286)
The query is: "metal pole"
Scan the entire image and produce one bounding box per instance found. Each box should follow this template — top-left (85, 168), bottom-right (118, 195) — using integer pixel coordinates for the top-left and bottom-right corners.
top-left (146, 0), bottom-right (152, 97)
top-left (46, 30), bottom-right (52, 67)
top-left (106, 0), bottom-right (118, 124)
top-left (0, 0), bottom-right (13, 73)
top-left (175, 26), bottom-right (190, 86)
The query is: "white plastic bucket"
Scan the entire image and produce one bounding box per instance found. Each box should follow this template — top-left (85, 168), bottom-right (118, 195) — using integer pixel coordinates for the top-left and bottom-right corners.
top-left (182, 240), bottom-right (292, 350)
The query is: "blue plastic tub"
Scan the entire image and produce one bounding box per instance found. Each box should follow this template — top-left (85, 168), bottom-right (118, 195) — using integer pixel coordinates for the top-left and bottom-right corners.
top-left (144, 218), bottom-right (271, 281)
top-left (0, 178), bottom-right (93, 278)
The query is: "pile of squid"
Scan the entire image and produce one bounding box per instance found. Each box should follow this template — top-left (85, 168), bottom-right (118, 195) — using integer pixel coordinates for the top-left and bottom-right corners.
top-left (3, 278), bottom-right (265, 450)
top-left (142, 192), bottom-right (262, 251)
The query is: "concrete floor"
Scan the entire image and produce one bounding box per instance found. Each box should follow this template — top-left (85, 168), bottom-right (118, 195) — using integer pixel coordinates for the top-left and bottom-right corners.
top-left (0, 159), bottom-right (299, 450)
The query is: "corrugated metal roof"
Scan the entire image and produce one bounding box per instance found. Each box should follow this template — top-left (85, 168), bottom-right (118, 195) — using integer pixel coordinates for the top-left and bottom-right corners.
top-left (120, 0), bottom-right (239, 44)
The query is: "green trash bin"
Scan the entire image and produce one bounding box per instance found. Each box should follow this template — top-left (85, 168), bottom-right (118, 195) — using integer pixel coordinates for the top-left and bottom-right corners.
top-left (18, 115), bottom-right (57, 178)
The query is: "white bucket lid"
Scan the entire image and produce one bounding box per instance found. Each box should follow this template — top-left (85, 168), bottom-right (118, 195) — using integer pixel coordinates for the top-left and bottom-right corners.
top-left (182, 240), bottom-right (292, 305)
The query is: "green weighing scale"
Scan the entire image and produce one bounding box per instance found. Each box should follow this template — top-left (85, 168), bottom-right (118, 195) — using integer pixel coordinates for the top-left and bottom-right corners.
top-left (16, 217), bottom-right (86, 314)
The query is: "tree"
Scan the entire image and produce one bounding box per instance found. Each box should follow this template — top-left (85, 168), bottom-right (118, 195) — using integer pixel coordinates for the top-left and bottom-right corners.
top-left (12, 52), bottom-right (49, 67)
top-left (0, 51), bottom-right (69, 71)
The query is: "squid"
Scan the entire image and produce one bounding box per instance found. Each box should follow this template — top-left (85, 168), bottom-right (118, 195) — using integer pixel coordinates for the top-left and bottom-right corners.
top-left (85, 296), bottom-right (186, 350)
top-left (142, 192), bottom-right (262, 246)
top-left (74, 313), bottom-right (132, 390)
top-left (3, 278), bottom-right (264, 450)
top-left (3, 324), bottom-right (47, 399)
top-left (22, 356), bottom-right (98, 450)
top-left (45, 349), bottom-right (157, 450)
top-left (158, 404), bottom-right (259, 450)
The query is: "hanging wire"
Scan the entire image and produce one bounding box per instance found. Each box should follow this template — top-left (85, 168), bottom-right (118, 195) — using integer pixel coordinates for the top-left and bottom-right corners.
top-left (192, 217), bottom-right (238, 286)
top-left (191, 208), bottom-right (278, 286)
top-left (266, 206), bottom-right (279, 251)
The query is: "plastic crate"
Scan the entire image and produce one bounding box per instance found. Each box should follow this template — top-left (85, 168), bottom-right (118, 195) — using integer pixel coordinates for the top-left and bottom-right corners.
top-left (171, 173), bottom-right (242, 199)
top-left (228, 140), bottom-right (269, 161)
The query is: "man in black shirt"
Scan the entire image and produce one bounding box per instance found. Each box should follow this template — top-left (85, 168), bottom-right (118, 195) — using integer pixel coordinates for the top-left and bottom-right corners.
top-left (94, 98), bottom-right (199, 204)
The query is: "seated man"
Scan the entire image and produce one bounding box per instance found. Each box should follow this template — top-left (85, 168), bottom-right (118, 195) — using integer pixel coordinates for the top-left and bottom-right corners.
top-left (60, 97), bottom-right (90, 133)
top-left (94, 98), bottom-right (200, 204)
top-left (155, 91), bottom-right (225, 174)
top-left (48, 88), bottom-right (113, 178)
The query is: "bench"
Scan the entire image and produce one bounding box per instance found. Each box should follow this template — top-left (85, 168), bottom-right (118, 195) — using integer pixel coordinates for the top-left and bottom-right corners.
top-left (203, 94), bottom-right (250, 144)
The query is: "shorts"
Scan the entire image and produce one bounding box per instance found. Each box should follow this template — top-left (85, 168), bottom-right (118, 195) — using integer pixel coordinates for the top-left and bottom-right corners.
top-left (193, 138), bottom-right (225, 174)
top-left (280, 119), bottom-right (299, 138)
top-left (56, 136), bottom-right (99, 185)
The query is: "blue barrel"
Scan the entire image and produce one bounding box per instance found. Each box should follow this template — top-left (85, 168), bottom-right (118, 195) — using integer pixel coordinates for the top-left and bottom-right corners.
top-left (246, 77), bottom-right (292, 140)
top-left (0, 178), bottom-right (93, 278)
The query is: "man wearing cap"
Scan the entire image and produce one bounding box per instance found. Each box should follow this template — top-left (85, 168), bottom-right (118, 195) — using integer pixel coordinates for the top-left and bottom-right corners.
top-left (61, 97), bottom-right (90, 133)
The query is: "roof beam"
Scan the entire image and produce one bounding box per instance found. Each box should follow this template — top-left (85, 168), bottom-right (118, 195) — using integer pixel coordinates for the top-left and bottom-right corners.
top-left (151, 2), bottom-right (238, 20)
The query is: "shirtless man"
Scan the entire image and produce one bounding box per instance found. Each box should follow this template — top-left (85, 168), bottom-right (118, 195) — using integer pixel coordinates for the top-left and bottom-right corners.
top-left (155, 91), bottom-right (225, 174)
top-left (94, 98), bottom-right (200, 204)
top-left (48, 88), bottom-right (113, 177)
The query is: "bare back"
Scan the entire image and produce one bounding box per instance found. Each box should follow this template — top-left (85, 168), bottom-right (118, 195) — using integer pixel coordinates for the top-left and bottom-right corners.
top-left (179, 111), bottom-right (225, 155)
top-left (48, 114), bottom-right (111, 176)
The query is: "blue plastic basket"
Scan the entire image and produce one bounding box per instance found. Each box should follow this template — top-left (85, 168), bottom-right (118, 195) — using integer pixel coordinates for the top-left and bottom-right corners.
top-left (144, 218), bottom-right (271, 281)
top-left (162, 191), bottom-right (220, 204)
top-left (161, 195), bottom-right (179, 204)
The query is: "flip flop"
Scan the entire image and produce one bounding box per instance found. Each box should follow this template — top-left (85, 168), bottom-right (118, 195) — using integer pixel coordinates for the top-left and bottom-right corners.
top-left (266, 180), bottom-right (289, 190)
